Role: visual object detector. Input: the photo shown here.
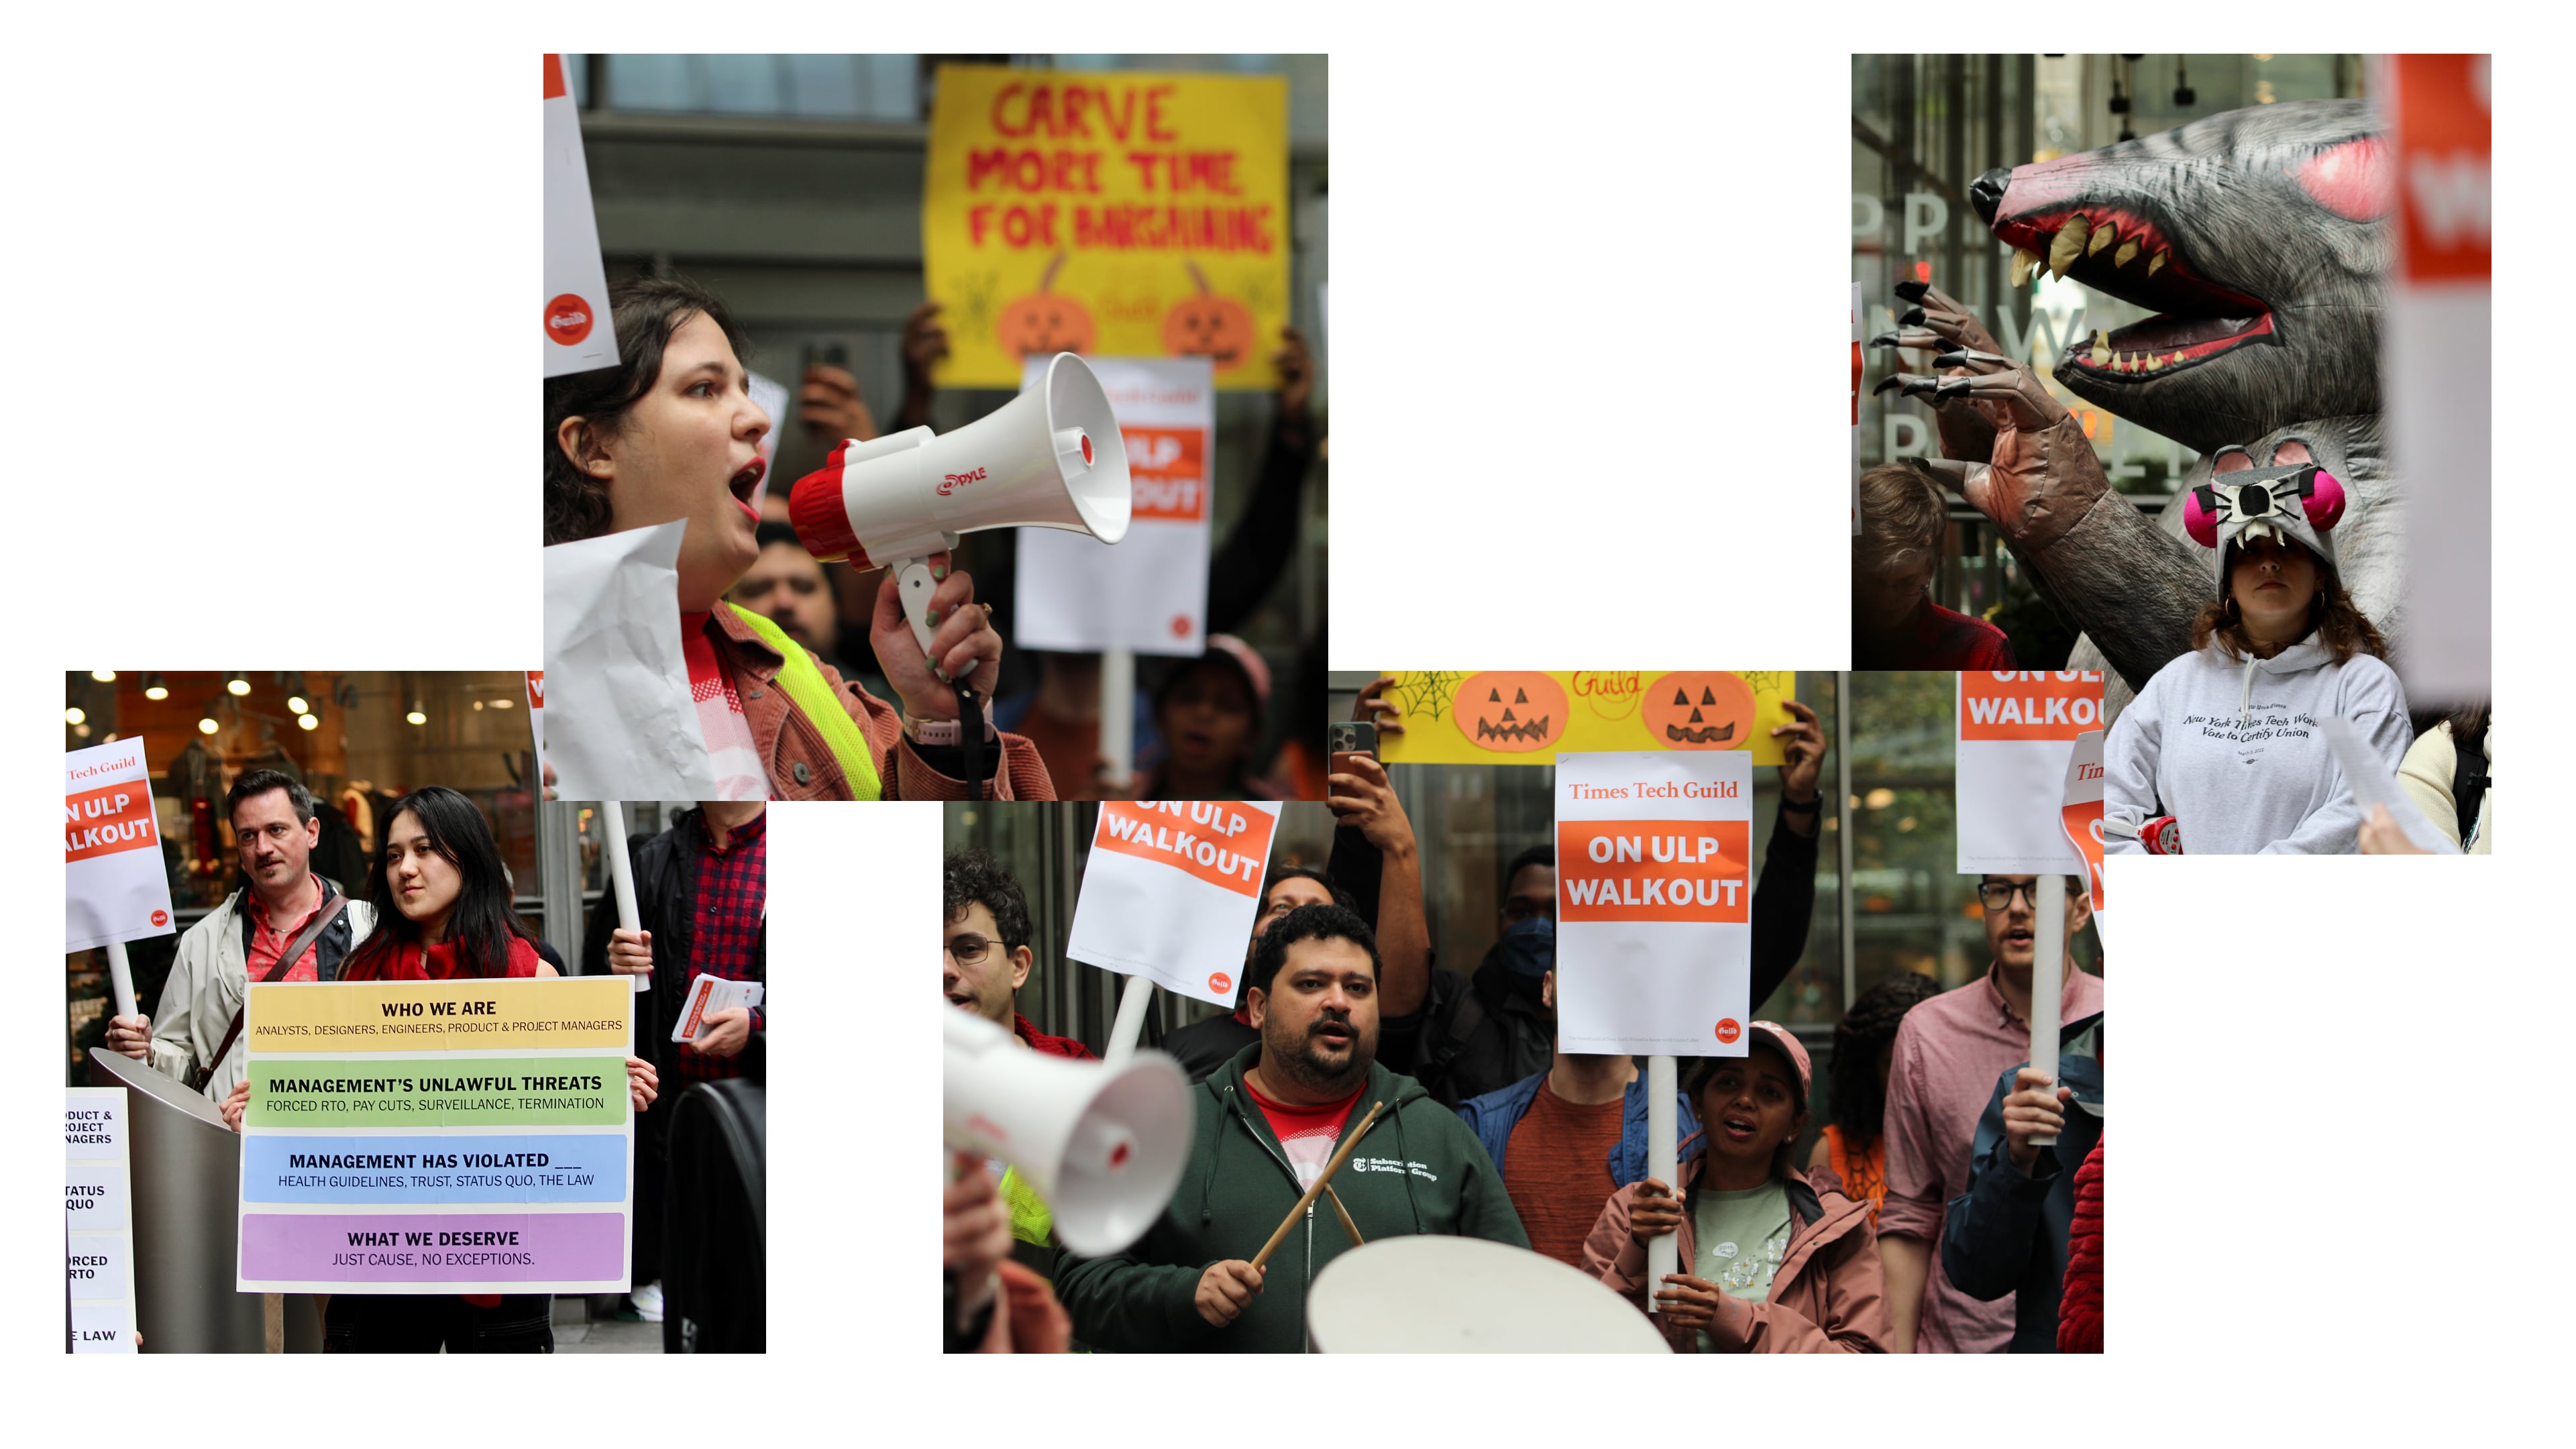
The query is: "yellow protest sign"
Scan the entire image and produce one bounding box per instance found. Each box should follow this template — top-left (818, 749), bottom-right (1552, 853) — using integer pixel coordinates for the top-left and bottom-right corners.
top-left (1375, 672), bottom-right (1800, 767)
top-left (924, 64), bottom-right (1290, 392)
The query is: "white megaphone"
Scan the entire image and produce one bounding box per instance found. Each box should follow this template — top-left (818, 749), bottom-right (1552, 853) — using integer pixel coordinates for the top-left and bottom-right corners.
top-left (942, 1006), bottom-right (1189, 1257)
top-left (790, 351), bottom-right (1131, 655)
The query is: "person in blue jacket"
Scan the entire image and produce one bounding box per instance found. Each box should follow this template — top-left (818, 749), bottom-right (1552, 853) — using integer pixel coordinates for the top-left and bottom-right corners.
top-left (1940, 1012), bottom-right (2104, 1352)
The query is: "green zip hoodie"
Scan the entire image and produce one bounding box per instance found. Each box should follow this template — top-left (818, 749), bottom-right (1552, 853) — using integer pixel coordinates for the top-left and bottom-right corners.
top-left (1053, 1042), bottom-right (1527, 1352)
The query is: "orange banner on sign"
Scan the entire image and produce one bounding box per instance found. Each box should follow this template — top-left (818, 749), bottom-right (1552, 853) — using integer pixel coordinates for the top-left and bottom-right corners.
top-left (1555, 820), bottom-right (1750, 924)
top-left (1124, 427), bottom-right (1208, 522)
top-left (1958, 672), bottom-right (2104, 742)
top-left (2391, 54), bottom-right (2490, 284)
top-left (1089, 801), bottom-right (1276, 897)
top-left (545, 54), bottom-right (566, 101)
top-left (66, 784), bottom-right (156, 863)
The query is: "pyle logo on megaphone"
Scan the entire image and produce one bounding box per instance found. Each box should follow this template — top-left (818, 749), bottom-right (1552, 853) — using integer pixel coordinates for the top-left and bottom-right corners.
top-left (790, 352), bottom-right (1130, 654)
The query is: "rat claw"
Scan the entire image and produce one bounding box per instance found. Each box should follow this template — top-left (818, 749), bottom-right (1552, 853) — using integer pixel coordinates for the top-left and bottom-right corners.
top-left (1892, 279), bottom-right (1930, 303)
top-left (1874, 373), bottom-right (1942, 398)
top-left (1868, 331), bottom-right (1904, 348)
top-left (1935, 376), bottom-right (1975, 400)
top-left (1899, 306), bottom-right (1926, 327)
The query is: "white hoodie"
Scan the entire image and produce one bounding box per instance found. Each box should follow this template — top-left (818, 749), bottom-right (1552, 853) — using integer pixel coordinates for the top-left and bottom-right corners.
top-left (2102, 634), bottom-right (2411, 855)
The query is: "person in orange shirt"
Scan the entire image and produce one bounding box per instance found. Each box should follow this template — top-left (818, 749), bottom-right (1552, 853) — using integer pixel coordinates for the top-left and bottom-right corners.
top-left (1808, 973), bottom-right (1940, 1226)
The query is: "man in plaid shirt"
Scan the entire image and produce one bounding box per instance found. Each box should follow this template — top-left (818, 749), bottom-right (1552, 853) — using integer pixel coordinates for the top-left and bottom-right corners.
top-left (586, 800), bottom-right (766, 1321)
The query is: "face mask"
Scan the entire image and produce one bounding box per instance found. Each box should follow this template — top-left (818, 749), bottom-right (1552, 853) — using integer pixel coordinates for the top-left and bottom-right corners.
top-left (1498, 915), bottom-right (1554, 979)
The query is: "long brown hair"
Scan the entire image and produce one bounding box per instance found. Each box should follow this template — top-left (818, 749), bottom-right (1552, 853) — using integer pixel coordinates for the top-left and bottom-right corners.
top-left (2190, 551), bottom-right (2386, 665)
top-left (543, 276), bottom-right (751, 546)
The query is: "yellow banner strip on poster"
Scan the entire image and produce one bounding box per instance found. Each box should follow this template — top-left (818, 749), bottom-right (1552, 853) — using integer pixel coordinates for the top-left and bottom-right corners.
top-left (247, 977), bottom-right (631, 1055)
top-left (1375, 672), bottom-right (1799, 768)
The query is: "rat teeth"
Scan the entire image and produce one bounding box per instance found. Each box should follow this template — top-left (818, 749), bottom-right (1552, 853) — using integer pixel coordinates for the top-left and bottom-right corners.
top-left (2010, 248), bottom-right (2040, 287)
top-left (2171, 351), bottom-right (2187, 366)
top-left (2087, 224), bottom-right (2117, 257)
top-left (2149, 250), bottom-right (2169, 278)
top-left (2114, 239), bottom-right (2141, 268)
top-left (2047, 215), bottom-right (2090, 279)
top-left (2090, 331), bottom-right (2112, 367)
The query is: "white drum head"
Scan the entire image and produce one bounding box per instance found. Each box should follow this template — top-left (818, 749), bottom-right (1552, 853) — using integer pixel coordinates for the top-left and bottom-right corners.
top-left (1306, 1235), bottom-right (1670, 1353)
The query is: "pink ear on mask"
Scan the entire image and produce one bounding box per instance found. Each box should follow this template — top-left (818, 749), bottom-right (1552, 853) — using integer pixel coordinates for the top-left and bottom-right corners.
top-left (2183, 486), bottom-right (2220, 547)
top-left (2304, 470), bottom-right (2346, 531)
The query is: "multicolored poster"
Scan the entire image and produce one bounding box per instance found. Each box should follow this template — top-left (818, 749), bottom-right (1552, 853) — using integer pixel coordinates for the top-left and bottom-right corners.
top-left (1014, 355), bottom-right (1215, 655)
top-left (1373, 672), bottom-right (1797, 767)
top-left (1956, 671), bottom-right (2102, 874)
top-left (924, 64), bottom-right (1290, 391)
top-left (67, 1087), bottom-right (138, 1353)
top-left (1554, 751), bottom-right (1754, 1057)
top-left (1063, 801), bottom-right (1282, 1008)
top-left (235, 977), bottom-right (633, 1294)
top-left (67, 739), bottom-right (176, 953)
top-left (544, 53), bottom-right (619, 378)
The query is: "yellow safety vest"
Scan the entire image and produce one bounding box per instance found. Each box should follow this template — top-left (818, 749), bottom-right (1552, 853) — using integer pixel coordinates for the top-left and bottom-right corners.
top-left (723, 604), bottom-right (883, 800)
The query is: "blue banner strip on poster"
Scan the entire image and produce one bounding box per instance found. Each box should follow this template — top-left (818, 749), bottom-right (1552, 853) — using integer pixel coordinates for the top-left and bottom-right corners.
top-left (241, 1132), bottom-right (625, 1205)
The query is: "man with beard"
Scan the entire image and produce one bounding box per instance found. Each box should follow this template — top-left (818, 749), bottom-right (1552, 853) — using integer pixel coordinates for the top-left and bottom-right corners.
top-left (1876, 875), bottom-right (2101, 1354)
top-left (1157, 865), bottom-right (1350, 1081)
top-left (1053, 904), bottom-right (1526, 1353)
top-left (1379, 700), bottom-right (1830, 1108)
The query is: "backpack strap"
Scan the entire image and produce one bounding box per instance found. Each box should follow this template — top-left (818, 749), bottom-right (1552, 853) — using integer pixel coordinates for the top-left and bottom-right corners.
top-left (725, 603), bottom-right (882, 800)
top-left (2452, 729), bottom-right (2489, 848)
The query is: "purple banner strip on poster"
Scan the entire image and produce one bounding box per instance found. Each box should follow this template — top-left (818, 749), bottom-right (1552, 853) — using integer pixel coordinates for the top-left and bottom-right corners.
top-left (240, 1212), bottom-right (622, 1283)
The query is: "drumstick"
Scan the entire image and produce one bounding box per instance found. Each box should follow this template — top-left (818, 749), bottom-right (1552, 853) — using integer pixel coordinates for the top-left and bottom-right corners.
top-left (1323, 1183), bottom-right (1365, 1248)
top-left (1250, 1100), bottom-right (1386, 1272)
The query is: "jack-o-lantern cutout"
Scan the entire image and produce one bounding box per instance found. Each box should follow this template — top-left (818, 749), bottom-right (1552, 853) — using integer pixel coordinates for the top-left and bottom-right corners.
top-left (1161, 261), bottom-right (1256, 373)
top-left (1453, 672), bottom-right (1569, 754)
top-left (1643, 672), bottom-right (1756, 749)
top-left (995, 254), bottom-right (1096, 360)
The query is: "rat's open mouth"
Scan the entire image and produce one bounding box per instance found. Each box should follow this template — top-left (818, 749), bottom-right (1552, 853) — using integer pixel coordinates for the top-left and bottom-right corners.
top-left (1991, 205), bottom-right (2279, 383)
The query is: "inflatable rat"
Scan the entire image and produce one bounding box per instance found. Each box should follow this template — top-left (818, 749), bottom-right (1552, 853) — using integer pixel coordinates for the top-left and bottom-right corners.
top-left (1874, 99), bottom-right (2395, 710)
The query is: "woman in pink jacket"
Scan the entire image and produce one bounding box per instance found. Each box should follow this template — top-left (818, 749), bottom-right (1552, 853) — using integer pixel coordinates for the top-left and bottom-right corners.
top-left (1580, 1022), bottom-right (1889, 1353)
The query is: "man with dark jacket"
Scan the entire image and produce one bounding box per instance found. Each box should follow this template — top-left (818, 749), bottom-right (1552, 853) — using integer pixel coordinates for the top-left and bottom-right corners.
top-left (1054, 904), bottom-right (1526, 1352)
top-left (1939, 1012), bottom-right (2104, 1352)
top-left (586, 800), bottom-right (767, 1323)
top-left (1158, 865), bottom-right (1346, 1081)
top-left (1377, 698), bottom-right (1831, 1108)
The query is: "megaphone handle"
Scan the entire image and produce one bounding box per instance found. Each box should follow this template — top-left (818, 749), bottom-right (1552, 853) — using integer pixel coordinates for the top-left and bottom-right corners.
top-left (894, 557), bottom-right (942, 663)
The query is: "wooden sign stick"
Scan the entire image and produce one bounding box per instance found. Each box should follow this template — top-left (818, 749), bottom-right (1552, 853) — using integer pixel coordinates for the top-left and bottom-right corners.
top-left (1250, 1099), bottom-right (1387, 1271)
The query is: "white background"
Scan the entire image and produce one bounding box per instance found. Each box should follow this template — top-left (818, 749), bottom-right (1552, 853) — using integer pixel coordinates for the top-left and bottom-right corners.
top-left (6, 7), bottom-right (2550, 1437)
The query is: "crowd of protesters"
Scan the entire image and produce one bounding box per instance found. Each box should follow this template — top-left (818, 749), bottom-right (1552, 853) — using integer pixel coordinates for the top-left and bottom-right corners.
top-left (97, 767), bottom-right (759, 1352)
top-left (941, 699), bottom-right (2108, 1353)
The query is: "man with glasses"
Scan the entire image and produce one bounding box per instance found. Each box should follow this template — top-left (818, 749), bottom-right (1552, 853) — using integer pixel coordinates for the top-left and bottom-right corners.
top-left (1876, 873), bottom-right (2101, 1354)
top-left (1391, 701), bottom-right (1831, 1110)
top-left (943, 847), bottom-right (1090, 1059)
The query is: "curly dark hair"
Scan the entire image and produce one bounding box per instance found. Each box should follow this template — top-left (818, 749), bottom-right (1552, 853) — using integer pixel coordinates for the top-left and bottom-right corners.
top-left (1263, 864), bottom-right (1354, 914)
top-left (543, 275), bottom-right (753, 546)
top-left (943, 848), bottom-right (1031, 956)
top-left (1247, 902), bottom-right (1380, 998)
top-left (2191, 551), bottom-right (2387, 666)
top-left (1501, 844), bottom-right (1554, 896)
top-left (1828, 973), bottom-right (1941, 1151)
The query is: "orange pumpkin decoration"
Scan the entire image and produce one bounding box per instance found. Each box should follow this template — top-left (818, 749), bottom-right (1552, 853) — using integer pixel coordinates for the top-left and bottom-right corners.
top-left (1161, 261), bottom-right (1256, 373)
top-left (1453, 672), bottom-right (1568, 754)
top-left (995, 254), bottom-right (1096, 359)
top-left (1642, 672), bottom-right (1756, 749)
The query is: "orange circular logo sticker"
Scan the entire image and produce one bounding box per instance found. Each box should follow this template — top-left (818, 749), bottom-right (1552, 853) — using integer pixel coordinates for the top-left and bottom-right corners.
top-left (545, 294), bottom-right (594, 346)
top-left (1715, 1018), bottom-right (1742, 1044)
top-left (150, 909), bottom-right (168, 928)
top-left (1208, 972), bottom-right (1233, 996)
top-left (1171, 614), bottom-right (1193, 639)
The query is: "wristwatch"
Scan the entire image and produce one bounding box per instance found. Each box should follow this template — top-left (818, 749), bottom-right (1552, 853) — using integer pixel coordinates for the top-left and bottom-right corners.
top-left (906, 701), bottom-right (996, 747)
top-left (1780, 794), bottom-right (1821, 814)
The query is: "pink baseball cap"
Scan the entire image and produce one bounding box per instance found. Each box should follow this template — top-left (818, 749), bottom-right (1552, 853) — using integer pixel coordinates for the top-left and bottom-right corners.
top-left (1745, 1021), bottom-right (1813, 1097)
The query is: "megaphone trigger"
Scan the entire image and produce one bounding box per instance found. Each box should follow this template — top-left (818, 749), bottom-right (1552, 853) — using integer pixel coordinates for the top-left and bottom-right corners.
top-left (894, 557), bottom-right (945, 667)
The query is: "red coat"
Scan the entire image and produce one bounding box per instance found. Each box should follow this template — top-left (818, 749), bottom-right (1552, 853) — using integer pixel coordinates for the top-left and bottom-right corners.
top-left (341, 935), bottom-right (544, 980)
top-left (2058, 1136), bottom-right (2104, 1353)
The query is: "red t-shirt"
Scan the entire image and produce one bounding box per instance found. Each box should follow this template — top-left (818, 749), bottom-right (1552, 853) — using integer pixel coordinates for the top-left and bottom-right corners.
top-left (1501, 1081), bottom-right (1627, 1267)
top-left (1244, 1077), bottom-right (1364, 1190)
